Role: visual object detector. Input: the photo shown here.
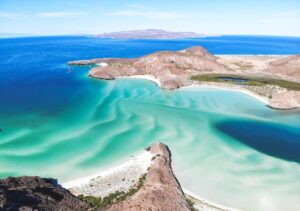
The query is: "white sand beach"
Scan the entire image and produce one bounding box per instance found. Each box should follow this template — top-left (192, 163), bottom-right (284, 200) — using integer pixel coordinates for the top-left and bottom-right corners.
top-left (116, 74), bottom-right (162, 87)
top-left (63, 151), bottom-right (152, 197)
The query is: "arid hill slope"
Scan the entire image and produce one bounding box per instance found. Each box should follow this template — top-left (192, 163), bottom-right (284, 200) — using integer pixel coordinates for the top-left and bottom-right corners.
top-left (86, 46), bottom-right (228, 89)
top-left (268, 54), bottom-right (300, 81)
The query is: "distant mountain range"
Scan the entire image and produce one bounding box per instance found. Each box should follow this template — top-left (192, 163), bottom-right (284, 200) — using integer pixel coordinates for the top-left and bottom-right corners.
top-left (94, 29), bottom-right (217, 39)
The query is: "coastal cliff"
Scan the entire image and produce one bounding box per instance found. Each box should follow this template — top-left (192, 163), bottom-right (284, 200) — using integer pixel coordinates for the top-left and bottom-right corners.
top-left (68, 46), bottom-right (300, 110)
top-left (0, 143), bottom-right (196, 211)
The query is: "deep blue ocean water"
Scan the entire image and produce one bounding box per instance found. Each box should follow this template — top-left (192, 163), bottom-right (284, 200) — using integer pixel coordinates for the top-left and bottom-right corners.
top-left (0, 35), bottom-right (300, 210)
top-left (1, 35), bottom-right (300, 115)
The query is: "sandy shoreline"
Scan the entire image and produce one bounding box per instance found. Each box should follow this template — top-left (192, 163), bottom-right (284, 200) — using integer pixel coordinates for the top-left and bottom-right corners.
top-left (181, 83), bottom-right (269, 104)
top-left (183, 188), bottom-right (240, 211)
top-left (116, 74), bottom-right (162, 87)
top-left (116, 75), bottom-right (269, 105)
top-left (62, 150), bottom-right (238, 211)
top-left (63, 151), bottom-right (152, 197)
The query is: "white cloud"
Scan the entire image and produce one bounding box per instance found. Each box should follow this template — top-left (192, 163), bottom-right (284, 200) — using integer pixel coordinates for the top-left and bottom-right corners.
top-left (0, 12), bottom-right (22, 19)
top-left (107, 10), bottom-right (184, 20)
top-left (260, 18), bottom-right (300, 24)
top-left (0, 11), bottom-right (85, 19)
top-left (36, 12), bottom-right (85, 18)
top-left (259, 11), bottom-right (300, 24)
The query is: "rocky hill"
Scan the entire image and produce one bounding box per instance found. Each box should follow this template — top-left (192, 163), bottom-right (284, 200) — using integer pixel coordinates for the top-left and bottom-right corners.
top-left (107, 143), bottom-right (190, 211)
top-left (86, 46), bottom-right (228, 89)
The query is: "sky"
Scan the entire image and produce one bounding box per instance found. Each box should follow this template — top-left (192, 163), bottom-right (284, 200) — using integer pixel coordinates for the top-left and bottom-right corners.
top-left (0, 0), bottom-right (300, 36)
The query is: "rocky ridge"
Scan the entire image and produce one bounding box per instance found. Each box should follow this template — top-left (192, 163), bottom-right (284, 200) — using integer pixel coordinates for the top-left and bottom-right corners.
top-left (107, 142), bottom-right (190, 211)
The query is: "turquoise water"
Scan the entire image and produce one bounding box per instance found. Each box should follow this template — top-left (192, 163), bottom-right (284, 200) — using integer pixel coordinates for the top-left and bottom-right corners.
top-left (1, 36), bottom-right (300, 210)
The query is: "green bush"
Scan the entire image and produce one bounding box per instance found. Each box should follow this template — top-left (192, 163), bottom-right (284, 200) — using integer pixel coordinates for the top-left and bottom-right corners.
top-left (191, 74), bottom-right (300, 91)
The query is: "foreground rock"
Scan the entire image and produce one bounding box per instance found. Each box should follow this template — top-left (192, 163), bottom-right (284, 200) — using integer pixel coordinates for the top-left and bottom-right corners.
top-left (108, 143), bottom-right (190, 211)
top-left (0, 176), bottom-right (91, 210)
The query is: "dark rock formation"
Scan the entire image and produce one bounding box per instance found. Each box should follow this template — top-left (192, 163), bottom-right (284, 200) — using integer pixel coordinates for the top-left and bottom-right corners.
top-left (0, 176), bottom-right (91, 211)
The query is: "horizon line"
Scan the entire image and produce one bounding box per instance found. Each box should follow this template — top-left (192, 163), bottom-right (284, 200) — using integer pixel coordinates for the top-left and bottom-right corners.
top-left (1, 33), bottom-right (300, 39)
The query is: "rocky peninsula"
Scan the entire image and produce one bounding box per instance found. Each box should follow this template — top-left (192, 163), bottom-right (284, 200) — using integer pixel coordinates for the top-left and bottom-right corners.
top-left (69, 46), bottom-right (300, 110)
top-left (0, 143), bottom-right (229, 210)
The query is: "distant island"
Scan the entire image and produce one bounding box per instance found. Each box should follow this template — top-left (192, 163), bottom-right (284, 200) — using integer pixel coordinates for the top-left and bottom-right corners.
top-left (93, 29), bottom-right (213, 39)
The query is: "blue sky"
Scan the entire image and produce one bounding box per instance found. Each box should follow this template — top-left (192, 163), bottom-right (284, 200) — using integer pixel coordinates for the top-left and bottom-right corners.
top-left (0, 0), bottom-right (300, 36)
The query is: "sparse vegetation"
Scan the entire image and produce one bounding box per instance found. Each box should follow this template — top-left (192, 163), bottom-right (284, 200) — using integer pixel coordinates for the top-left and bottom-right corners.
top-left (232, 61), bottom-right (254, 70)
top-left (78, 174), bottom-right (147, 208)
top-left (151, 154), bottom-right (161, 161)
top-left (191, 73), bottom-right (300, 91)
top-left (186, 198), bottom-right (198, 211)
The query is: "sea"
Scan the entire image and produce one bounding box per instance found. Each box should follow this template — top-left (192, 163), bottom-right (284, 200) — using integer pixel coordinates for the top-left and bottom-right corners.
top-left (0, 35), bottom-right (300, 210)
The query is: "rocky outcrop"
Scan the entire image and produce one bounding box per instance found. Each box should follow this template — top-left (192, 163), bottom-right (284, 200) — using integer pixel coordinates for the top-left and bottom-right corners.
top-left (268, 54), bottom-right (300, 81)
top-left (108, 142), bottom-right (190, 211)
top-left (88, 46), bottom-right (228, 89)
top-left (0, 176), bottom-right (91, 211)
top-left (268, 91), bottom-right (300, 110)
top-left (94, 29), bottom-right (205, 39)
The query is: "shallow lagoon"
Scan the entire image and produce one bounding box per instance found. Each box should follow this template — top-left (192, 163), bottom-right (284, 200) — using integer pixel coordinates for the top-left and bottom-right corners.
top-left (0, 36), bottom-right (300, 210)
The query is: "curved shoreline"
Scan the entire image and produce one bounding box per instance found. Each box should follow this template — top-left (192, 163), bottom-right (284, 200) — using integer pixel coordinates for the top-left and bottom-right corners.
top-left (115, 75), bottom-right (269, 105)
top-left (180, 83), bottom-right (269, 104)
top-left (183, 188), bottom-right (241, 211)
top-left (116, 74), bottom-right (162, 87)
